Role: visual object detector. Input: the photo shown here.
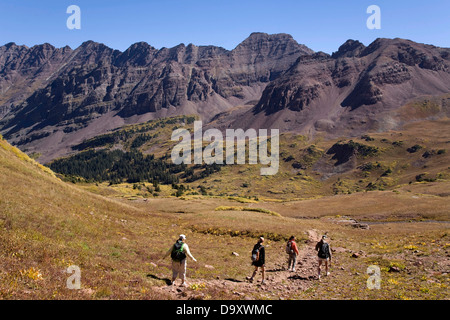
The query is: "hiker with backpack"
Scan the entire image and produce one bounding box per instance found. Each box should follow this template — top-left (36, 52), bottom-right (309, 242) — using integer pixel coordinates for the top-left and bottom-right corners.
top-left (286, 236), bottom-right (299, 272)
top-left (246, 236), bottom-right (266, 285)
top-left (315, 235), bottom-right (332, 280)
top-left (163, 234), bottom-right (197, 287)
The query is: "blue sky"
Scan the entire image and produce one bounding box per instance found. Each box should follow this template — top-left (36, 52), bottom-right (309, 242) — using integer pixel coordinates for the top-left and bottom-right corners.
top-left (1, 0), bottom-right (449, 53)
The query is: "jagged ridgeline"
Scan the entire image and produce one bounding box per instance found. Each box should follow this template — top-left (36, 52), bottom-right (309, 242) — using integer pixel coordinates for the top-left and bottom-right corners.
top-left (47, 115), bottom-right (222, 184)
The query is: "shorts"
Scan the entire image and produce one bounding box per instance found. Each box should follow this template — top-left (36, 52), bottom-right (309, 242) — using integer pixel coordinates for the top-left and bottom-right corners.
top-left (172, 259), bottom-right (187, 280)
top-left (318, 257), bottom-right (329, 262)
top-left (252, 260), bottom-right (265, 267)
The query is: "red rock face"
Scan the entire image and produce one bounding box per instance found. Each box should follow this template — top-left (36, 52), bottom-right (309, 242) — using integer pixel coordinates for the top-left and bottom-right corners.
top-left (0, 33), bottom-right (311, 138)
top-left (1, 35), bottom-right (449, 162)
top-left (234, 38), bottom-right (450, 136)
top-left (0, 43), bottom-right (74, 117)
top-left (257, 38), bottom-right (450, 113)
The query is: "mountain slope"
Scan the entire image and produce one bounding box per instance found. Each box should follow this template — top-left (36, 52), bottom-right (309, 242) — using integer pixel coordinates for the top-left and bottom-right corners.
top-left (0, 33), bottom-right (313, 162)
top-left (230, 38), bottom-right (450, 136)
top-left (0, 134), bottom-right (175, 299)
top-left (1, 36), bottom-right (450, 163)
top-left (1, 130), bottom-right (449, 300)
top-left (0, 134), bottom-right (321, 300)
top-left (0, 42), bottom-right (73, 118)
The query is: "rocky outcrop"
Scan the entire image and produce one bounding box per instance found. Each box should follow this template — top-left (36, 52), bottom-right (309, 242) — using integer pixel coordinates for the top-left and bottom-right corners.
top-left (1, 35), bottom-right (450, 162)
top-left (0, 42), bottom-right (73, 118)
top-left (1, 33), bottom-right (312, 141)
top-left (331, 40), bottom-right (366, 59)
top-left (256, 38), bottom-right (450, 114)
top-left (230, 38), bottom-right (450, 136)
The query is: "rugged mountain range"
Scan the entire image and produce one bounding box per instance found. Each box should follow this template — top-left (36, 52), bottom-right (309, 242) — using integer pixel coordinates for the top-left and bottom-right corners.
top-left (0, 33), bottom-right (449, 163)
top-left (227, 38), bottom-right (450, 136)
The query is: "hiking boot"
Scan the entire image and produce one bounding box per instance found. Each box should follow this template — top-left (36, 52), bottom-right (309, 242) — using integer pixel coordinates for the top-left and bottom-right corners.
top-left (246, 277), bottom-right (253, 283)
top-left (292, 268), bottom-right (296, 272)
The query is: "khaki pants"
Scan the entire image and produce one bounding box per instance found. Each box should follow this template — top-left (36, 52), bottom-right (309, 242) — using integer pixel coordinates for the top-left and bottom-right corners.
top-left (172, 259), bottom-right (187, 280)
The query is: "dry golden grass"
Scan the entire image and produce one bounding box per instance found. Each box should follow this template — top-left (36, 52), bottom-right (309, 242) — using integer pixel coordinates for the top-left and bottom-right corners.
top-left (185, 118), bottom-right (450, 200)
top-left (0, 137), bottom-right (174, 299)
top-left (258, 182), bottom-right (450, 221)
top-left (0, 122), bottom-right (449, 300)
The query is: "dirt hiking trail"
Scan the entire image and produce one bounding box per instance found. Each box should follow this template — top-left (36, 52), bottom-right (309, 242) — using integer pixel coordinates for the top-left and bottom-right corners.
top-left (152, 229), bottom-right (333, 300)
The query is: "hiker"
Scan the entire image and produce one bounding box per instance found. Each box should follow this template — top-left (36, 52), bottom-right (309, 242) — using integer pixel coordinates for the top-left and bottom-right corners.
top-left (247, 236), bottom-right (266, 285)
top-left (286, 236), bottom-right (299, 272)
top-left (315, 235), bottom-right (332, 279)
top-left (163, 234), bottom-right (197, 287)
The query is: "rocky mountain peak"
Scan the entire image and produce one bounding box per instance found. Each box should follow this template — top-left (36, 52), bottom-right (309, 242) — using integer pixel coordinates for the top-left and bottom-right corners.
top-left (2, 35), bottom-right (449, 162)
top-left (3, 42), bottom-right (21, 50)
top-left (332, 40), bottom-right (366, 59)
top-left (233, 32), bottom-right (314, 57)
top-left (115, 41), bottom-right (156, 66)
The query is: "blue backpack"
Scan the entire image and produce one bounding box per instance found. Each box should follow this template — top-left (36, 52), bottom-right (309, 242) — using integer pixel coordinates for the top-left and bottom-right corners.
top-left (251, 245), bottom-right (260, 262)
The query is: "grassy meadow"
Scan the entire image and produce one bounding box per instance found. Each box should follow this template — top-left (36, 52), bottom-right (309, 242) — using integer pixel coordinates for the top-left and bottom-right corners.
top-left (0, 116), bottom-right (449, 300)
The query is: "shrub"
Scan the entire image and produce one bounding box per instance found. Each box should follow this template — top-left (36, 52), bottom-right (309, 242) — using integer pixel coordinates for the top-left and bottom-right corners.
top-left (366, 182), bottom-right (378, 191)
top-left (359, 162), bottom-right (381, 171)
top-left (198, 186), bottom-right (208, 196)
top-left (382, 168), bottom-right (393, 176)
top-left (327, 140), bottom-right (379, 165)
top-left (407, 145), bottom-right (423, 153)
top-left (20, 267), bottom-right (44, 281)
top-left (422, 150), bottom-right (437, 158)
top-left (415, 173), bottom-right (436, 182)
top-left (214, 206), bottom-right (281, 217)
top-left (292, 161), bottom-right (305, 169)
top-left (361, 135), bottom-right (375, 141)
top-left (190, 226), bottom-right (289, 241)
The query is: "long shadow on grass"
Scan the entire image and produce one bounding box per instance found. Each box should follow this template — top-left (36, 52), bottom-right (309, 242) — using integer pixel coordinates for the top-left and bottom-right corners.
top-left (225, 278), bottom-right (244, 283)
top-left (288, 275), bottom-right (316, 281)
top-left (147, 274), bottom-right (172, 285)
